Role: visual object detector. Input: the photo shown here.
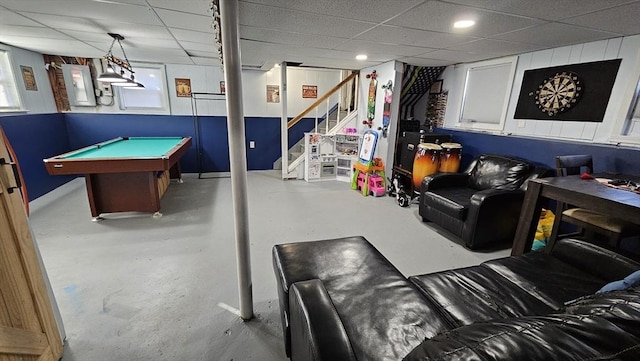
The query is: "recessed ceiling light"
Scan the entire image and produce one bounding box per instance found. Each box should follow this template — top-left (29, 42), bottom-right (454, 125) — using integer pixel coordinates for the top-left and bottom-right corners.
top-left (453, 20), bottom-right (475, 28)
top-left (356, 54), bottom-right (368, 60)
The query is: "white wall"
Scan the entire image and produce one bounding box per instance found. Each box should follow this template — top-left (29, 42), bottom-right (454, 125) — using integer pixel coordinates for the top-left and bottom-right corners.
top-left (0, 44), bottom-right (56, 115)
top-left (441, 34), bottom-right (640, 146)
top-left (358, 60), bottom-right (403, 170)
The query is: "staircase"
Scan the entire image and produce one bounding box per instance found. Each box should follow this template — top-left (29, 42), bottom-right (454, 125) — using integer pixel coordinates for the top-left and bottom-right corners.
top-left (275, 72), bottom-right (360, 179)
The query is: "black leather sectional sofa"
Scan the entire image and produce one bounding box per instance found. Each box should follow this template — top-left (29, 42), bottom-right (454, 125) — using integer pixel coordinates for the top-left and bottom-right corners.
top-left (272, 236), bottom-right (640, 361)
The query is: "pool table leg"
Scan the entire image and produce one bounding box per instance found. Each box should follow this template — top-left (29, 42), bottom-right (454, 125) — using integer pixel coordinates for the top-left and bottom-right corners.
top-left (169, 162), bottom-right (183, 183)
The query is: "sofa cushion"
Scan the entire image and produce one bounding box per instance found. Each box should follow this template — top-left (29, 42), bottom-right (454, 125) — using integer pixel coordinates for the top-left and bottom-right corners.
top-left (482, 251), bottom-right (606, 309)
top-left (272, 236), bottom-right (453, 361)
top-left (409, 265), bottom-right (553, 327)
top-left (423, 187), bottom-right (476, 220)
top-left (468, 154), bottom-right (532, 191)
top-left (404, 289), bottom-right (640, 361)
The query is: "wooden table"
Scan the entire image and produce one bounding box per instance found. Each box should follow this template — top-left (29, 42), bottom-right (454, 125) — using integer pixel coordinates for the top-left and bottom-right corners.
top-left (511, 175), bottom-right (640, 255)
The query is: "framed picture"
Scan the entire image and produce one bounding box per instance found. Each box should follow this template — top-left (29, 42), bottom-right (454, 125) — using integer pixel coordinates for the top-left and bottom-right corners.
top-left (267, 85), bottom-right (280, 103)
top-left (20, 65), bottom-right (37, 91)
top-left (302, 85), bottom-right (317, 98)
top-left (429, 80), bottom-right (443, 95)
top-left (220, 81), bottom-right (225, 94)
top-left (175, 78), bottom-right (191, 97)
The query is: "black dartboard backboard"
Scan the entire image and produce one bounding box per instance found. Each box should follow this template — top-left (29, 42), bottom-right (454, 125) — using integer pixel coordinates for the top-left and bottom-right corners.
top-left (514, 59), bottom-right (621, 122)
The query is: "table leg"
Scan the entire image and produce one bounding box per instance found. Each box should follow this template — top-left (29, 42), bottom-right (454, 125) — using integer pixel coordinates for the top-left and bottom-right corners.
top-left (511, 181), bottom-right (544, 256)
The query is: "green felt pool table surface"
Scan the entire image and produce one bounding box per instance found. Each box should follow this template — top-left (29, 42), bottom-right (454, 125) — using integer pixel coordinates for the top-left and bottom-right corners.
top-left (63, 137), bottom-right (185, 159)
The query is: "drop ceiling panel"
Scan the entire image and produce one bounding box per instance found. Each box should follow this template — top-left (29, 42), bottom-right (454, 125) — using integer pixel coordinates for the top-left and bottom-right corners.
top-left (1, 36), bottom-right (101, 57)
top-left (334, 39), bottom-right (435, 57)
top-left (447, 39), bottom-right (545, 55)
top-left (240, 26), bottom-right (349, 50)
top-left (180, 41), bottom-right (217, 53)
top-left (239, 2), bottom-right (375, 38)
top-left (0, 10), bottom-right (43, 26)
top-left (169, 28), bottom-right (215, 44)
top-left (415, 49), bottom-right (494, 63)
top-left (1, 0), bottom-right (161, 25)
top-left (494, 23), bottom-right (620, 47)
top-left (238, 0), bottom-right (425, 23)
top-left (93, 22), bottom-right (174, 40)
top-left (0, 25), bottom-right (72, 40)
top-left (355, 25), bottom-right (479, 48)
top-left (154, 8), bottom-right (213, 33)
top-left (18, 13), bottom-right (112, 33)
top-left (147, 0), bottom-right (211, 15)
top-left (444, 0), bottom-right (637, 21)
top-left (561, 3), bottom-right (640, 35)
top-left (387, 1), bottom-right (544, 37)
top-left (397, 56), bottom-right (452, 67)
top-left (190, 56), bottom-right (221, 66)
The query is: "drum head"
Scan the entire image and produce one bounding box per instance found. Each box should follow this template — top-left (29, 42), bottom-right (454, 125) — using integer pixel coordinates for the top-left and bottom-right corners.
top-left (417, 143), bottom-right (442, 150)
top-left (440, 142), bottom-right (462, 149)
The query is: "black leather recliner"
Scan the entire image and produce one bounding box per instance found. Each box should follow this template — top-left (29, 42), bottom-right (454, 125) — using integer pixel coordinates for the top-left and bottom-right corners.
top-left (419, 154), bottom-right (552, 249)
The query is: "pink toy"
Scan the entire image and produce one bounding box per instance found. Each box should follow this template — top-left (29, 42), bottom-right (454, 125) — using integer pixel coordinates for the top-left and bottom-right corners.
top-left (368, 175), bottom-right (386, 197)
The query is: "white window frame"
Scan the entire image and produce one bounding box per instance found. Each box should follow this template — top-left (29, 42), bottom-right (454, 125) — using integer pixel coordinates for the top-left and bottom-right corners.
top-left (457, 56), bottom-right (518, 132)
top-left (116, 63), bottom-right (170, 114)
top-left (610, 48), bottom-right (640, 146)
top-left (0, 49), bottom-right (24, 112)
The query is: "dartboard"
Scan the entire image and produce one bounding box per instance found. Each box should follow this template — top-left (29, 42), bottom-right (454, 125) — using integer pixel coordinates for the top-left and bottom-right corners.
top-left (530, 72), bottom-right (582, 116)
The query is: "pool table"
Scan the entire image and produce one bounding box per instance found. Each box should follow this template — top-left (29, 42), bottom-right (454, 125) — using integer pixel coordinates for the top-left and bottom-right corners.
top-left (44, 136), bottom-right (192, 220)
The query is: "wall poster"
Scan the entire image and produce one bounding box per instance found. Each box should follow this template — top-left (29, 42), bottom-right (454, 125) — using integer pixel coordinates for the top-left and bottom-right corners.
top-left (175, 78), bottom-right (191, 97)
top-left (20, 65), bottom-right (37, 91)
top-left (267, 85), bottom-right (280, 103)
top-left (302, 85), bottom-right (317, 99)
top-left (220, 81), bottom-right (225, 94)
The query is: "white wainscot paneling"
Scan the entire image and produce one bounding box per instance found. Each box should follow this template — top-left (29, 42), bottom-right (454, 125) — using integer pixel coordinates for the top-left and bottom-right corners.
top-left (550, 46), bottom-right (572, 66)
top-left (534, 120), bottom-right (553, 136)
top-left (568, 44), bottom-right (584, 63)
top-left (529, 49), bottom-right (553, 69)
top-left (604, 37), bottom-right (623, 59)
top-left (580, 40), bottom-right (608, 62)
top-left (550, 121), bottom-right (564, 137)
top-left (559, 122), bottom-right (586, 139)
top-left (581, 122), bottom-right (598, 140)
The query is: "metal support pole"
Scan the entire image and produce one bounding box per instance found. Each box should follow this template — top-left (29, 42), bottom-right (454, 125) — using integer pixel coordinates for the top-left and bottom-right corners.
top-left (219, 0), bottom-right (253, 320)
top-left (280, 61), bottom-right (288, 178)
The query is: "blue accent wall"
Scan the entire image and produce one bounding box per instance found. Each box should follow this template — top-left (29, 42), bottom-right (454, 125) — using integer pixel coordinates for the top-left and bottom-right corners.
top-left (0, 113), bottom-right (74, 200)
top-left (437, 129), bottom-right (640, 176)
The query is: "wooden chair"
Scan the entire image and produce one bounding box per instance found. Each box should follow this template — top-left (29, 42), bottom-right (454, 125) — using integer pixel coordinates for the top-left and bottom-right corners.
top-left (554, 155), bottom-right (640, 247)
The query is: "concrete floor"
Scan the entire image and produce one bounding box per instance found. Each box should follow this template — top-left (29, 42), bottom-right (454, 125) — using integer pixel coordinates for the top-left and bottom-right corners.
top-left (29, 171), bottom-right (510, 361)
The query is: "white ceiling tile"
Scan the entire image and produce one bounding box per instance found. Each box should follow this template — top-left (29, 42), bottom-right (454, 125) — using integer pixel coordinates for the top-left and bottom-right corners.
top-left (1, 0), bottom-right (162, 25)
top-left (447, 39), bottom-right (546, 55)
top-left (0, 36), bottom-right (102, 57)
top-left (493, 23), bottom-right (620, 47)
top-left (238, 0), bottom-right (425, 23)
top-left (444, 0), bottom-right (636, 21)
top-left (185, 50), bottom-right (217, 58)
top-left (16, 12), bottom-right (107, 32)
top-left (333, 39), bottom-right (435, 57)
top-left (147, 0), bottom-right (211, 15)
top-left (414, 49), bottom-right (493, 63)
top-left (0, 25), bottom-right (72, 39)
top-left (397, 57), bottom-right (452, 67)
top-left (355, 25), bottom-right (480, 48)
top-left (0, 9), bottom-right (43, 26)
top-left (561, 3), bottom-right (640, 35)
top-left (191, 56), bottom-right (221, 66)
top-left (169, 28), bottom-right (215, 44)
top-left (240, 26), bottom-right (349, 50)
top-left (239, 2), bottom-right (375, 38)
top-left (154, 8), bottom-right (213, 33)
top-left (386, 1), bottom-right (544, 37)
top-left (180, 41), bottom-right (216, 53)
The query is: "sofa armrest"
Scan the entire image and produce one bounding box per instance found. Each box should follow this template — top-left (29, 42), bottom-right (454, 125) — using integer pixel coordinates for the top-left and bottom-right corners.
top-left (462, 189), bottom-right (525, 249)
top-left (289, 279), bottom-right (357, 361)
top-left (421, 173), bottom-right (470, 193)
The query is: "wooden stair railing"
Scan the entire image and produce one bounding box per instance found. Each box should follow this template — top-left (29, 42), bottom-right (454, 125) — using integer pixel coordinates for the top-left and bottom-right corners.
top-left (287, 72), bottom-right (359, 129)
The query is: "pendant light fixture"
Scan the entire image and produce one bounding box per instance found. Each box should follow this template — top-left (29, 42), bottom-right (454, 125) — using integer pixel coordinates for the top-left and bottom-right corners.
top-left (97, 33), bottom-right (144, 88)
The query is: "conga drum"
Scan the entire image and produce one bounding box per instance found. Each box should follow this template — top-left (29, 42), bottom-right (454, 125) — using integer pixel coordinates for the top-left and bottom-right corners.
top-left (439, 143), bottom-right (462, 173)
top-left (412, 143), bottom-right (442, 190)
